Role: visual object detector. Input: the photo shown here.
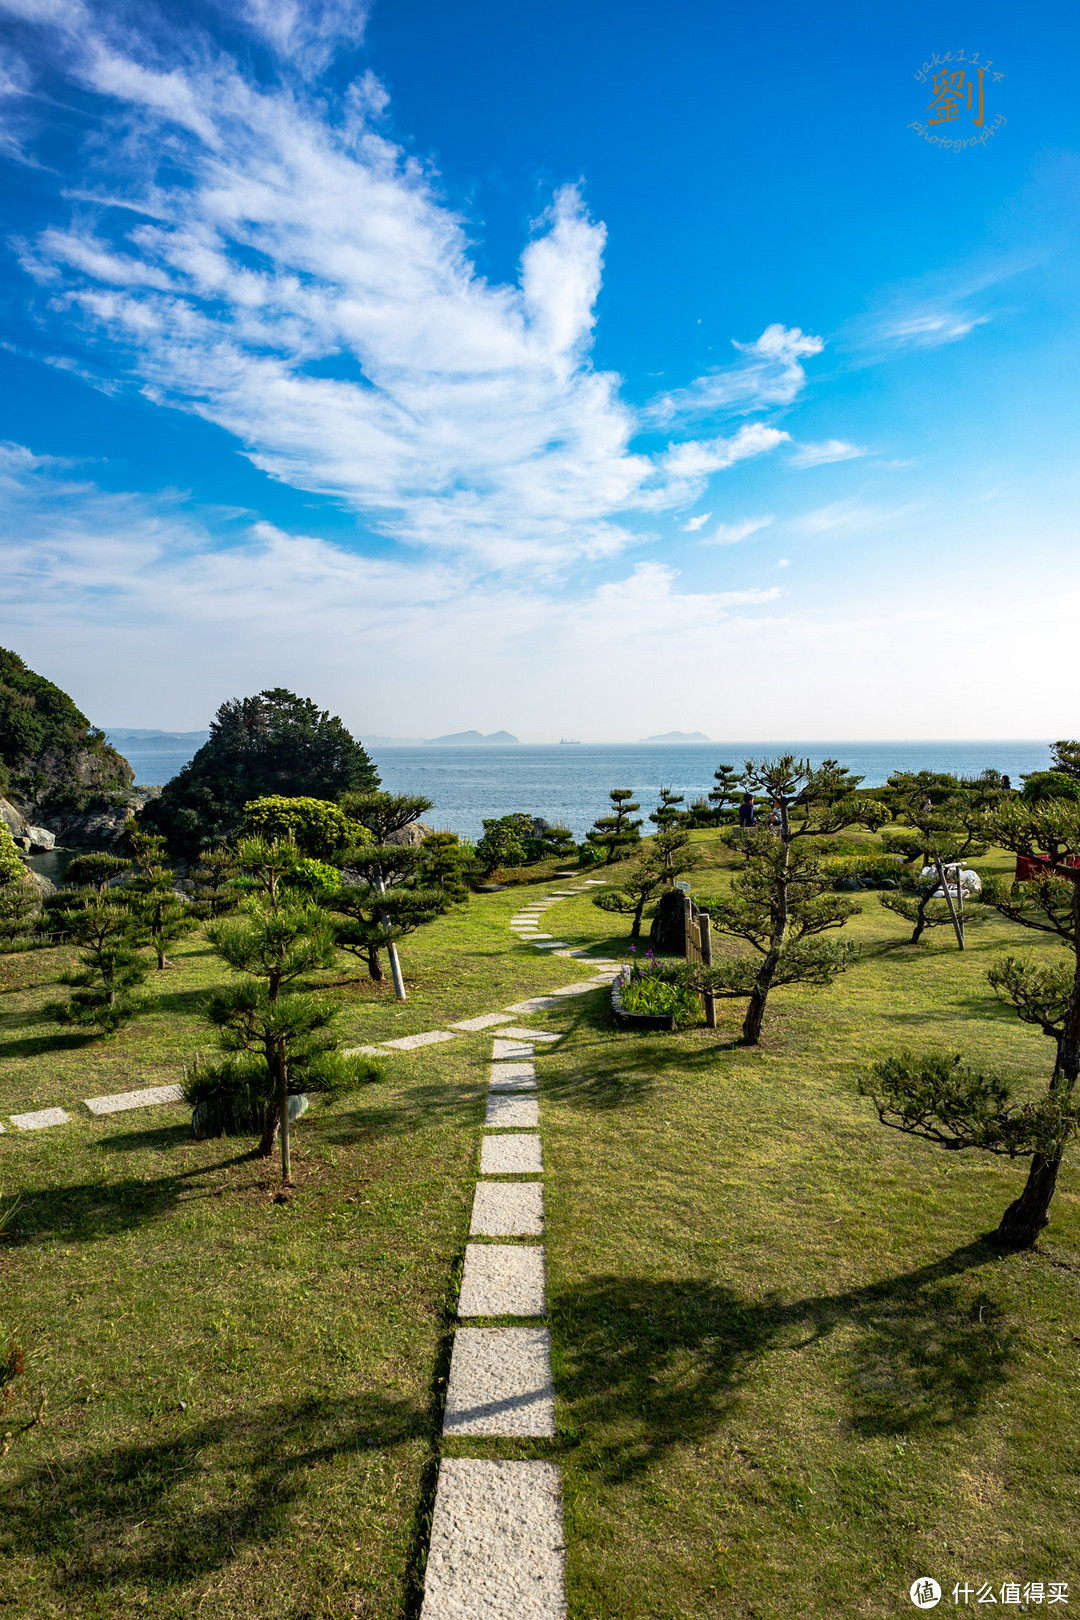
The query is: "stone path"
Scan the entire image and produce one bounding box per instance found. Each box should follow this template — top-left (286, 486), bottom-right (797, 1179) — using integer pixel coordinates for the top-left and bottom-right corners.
top-left (423, 995), bottom-right (566, 1618)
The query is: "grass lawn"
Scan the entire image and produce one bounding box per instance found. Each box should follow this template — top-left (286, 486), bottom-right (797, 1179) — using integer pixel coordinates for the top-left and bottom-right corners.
top-left (3, 841), bottom-right (1078, 1617)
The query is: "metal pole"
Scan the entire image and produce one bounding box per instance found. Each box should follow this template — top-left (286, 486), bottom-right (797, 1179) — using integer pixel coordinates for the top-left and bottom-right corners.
top-left (700, 910), bottom-right (717, 1029)
top-left (375, 873), bottom-right (408, 1000)
top-left (934, 857), bottom-right (965, 950)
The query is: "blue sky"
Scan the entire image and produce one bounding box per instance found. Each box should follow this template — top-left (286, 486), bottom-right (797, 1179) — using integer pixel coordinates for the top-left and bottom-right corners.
top-left (0, 0), bottom-right (1076, 739)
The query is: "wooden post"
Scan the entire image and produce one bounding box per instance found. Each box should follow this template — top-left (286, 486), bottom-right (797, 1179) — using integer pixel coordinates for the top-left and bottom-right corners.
top-left (700, 910), bottom-right (717, 1029)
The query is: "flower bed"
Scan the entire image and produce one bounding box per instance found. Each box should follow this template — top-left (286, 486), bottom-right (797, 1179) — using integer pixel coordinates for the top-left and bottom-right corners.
top-left (611, 949), bottom-right (699, 1032)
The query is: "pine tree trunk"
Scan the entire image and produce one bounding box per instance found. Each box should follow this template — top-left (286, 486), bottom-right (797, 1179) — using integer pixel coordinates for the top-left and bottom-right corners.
top-left (258, 1105), bottom-right (279, 1158)
top-left (741, 968), bottom-right (773, 1045)
top-left (631, 900), bottom-right (645, 939)
top-left (993, 1150), bottom-right (1063, 1247)
top-left (367, 946), bottom-right (384, 982)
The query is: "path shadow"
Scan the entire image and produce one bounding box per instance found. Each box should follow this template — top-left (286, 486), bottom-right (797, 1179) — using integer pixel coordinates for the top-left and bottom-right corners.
top-left (552, 1240), bottom-right (1015, 1482)
top-left (1, 1391), bottom-right (427, 1596)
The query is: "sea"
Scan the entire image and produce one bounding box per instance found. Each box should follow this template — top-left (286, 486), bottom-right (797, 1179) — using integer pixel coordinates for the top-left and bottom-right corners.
top-left (114, 739), bottom-right (1054, 843)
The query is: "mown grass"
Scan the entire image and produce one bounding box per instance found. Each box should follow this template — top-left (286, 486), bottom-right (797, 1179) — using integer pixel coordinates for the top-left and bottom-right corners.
top-left (3, 843), bottom-right (1078, 1618)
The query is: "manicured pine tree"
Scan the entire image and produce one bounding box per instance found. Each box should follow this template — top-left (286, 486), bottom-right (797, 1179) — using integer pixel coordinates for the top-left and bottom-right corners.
top-left (332, 792), bottom-right (449, 998)
top-left (708, 764), bottom-right (742, 821)
top-left (586, 789), bottom-right (643, 866)
top-left (199, 837), bottom-right (355, 1183)
top-left (878, 777), bottom-right (997, 946)
top-left (126, 821), bottom-right (197, 969)
top-left (649, 785), bottom-right (685, 833)
top-left (861, 795), bottom-right (1080, 1247)
top-left (593, 827), bottom-right (701, 939)
top-left (45, 893), bottom-right (150, 1034)
top-left (677, 757), bottom-right (890, 1044)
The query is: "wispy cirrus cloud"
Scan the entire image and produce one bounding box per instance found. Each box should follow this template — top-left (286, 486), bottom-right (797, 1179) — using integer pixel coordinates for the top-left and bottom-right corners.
top-left (789, 438), bottom-right (867, 468)
top-left (0, 1), bottom-right (803, 572)
top-left (682, 511), bottom-right (711, 531)
top-left (700, 515), bottom-right (774, 546)
top-left (646, 323), bottom-right (824, 428)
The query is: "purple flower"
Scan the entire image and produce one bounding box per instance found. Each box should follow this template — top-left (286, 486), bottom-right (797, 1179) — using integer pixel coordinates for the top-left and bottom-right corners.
top-left (629, 944), bottom-right (637, 953)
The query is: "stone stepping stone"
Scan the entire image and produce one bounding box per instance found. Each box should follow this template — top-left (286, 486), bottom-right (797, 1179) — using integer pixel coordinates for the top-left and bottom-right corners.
top-left (343, 1045), bottom-right (387, 1057)
top-left (10, 1107), bottom-right (70, 1131)
top-left (532, 941), bottom-right (570, 950)
top-left (520, 933), bottom-right (553, 941)
top-left (549, 981), bottom-right (605, 998)
top-left (481, 1134), bottom-right (543, 1175)
top-left (443, 1327), bottom-right (555, 1436)
top-left (488, 1062), bottom-right (537, 1091)
top-left (471, 1181), bottom-right (544, 1236)
top-left (420, 1460), bottom-right (566, 1619)
top-left (544, 891), bottom-right (575, 897)
top-left (458, 1243), bottom-right (547, 1318)
top-left (492, 1038), bottom-right (535, 1060)
top-left (84, 1084), bottom-right (184, 1117)
top-left (506, 997), bottom-right (563, 1014)
top-left (451, 1013), bottom-right (514, 1032)
top-left (484, 1094), bottom-right (539, 1129)
top-left (382, 1030), bottom-right (458, 1051)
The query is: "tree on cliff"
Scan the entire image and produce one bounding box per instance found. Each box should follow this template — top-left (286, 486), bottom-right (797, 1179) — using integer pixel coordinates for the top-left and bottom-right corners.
top-left (140, 690), bottom-right (379, 857)
top-left (0, 646), bottom-right (132, 809)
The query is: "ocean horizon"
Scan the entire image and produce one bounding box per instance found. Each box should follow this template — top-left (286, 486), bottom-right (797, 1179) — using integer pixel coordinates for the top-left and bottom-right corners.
top-left (114, 737), bottom-right (1054, 842)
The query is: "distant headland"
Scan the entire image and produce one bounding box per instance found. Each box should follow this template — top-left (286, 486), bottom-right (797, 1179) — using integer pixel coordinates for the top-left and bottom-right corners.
top-left (639, 731), bottom-right (711, 743)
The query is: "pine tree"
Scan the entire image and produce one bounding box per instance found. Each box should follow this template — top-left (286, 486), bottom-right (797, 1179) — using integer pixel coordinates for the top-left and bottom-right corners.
top-left (126, 822), bottom-right (196, 969)
top-left (45, 893), bottom-right (150, 1034)
top-left (0, 824), bottom-right (36, 947)
top-left (677, 757), bottom-right (890, 1044)
top-left (649, 785), bottom-right (685, 833)
top-left (187, 845), bottom-right (241, 919)
top-left (878, 779), bottom-right (997, 946)
top-left (200, 837), bottom-right (344, 1182)
top-left (335, 792), bottom-right (439, 998)
top-left (593, 828), bottom-right (700, 939)
top-left (708, 764), bottom-right (741, 820)
top-left (586, 789), bottom-right (642, 865)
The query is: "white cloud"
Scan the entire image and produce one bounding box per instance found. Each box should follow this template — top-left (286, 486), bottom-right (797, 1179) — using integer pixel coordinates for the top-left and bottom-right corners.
top-left (647, 323), bottom-right (824, 427)
top-left (1, 9), bottom-right (799, 573)
top-left (701, 515), bottom-right (774, 546)
top-left (792, 500), bottom-right (914, 537)
top-left (789, 438), bottom-right (867, 468)
top-left (875, 309), bottom-right (991, 349)
top-left (682, 511), bottom-right (711, 531)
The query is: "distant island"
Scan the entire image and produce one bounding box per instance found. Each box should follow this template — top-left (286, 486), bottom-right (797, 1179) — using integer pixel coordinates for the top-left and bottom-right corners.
top-left (640, 730), bottom-right (712, 743)
top-left (106, 728), bottom-right (211, 752)
top-left (360, 730), bottom-right (520, 747)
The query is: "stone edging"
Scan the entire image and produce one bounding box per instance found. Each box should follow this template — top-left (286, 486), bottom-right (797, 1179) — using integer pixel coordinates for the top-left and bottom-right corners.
top-left (610, 976), bottom-right (676, 1033)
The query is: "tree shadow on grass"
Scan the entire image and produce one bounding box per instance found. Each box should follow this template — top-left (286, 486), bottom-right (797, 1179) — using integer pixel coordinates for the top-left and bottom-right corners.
top-left (1, 1391), bottom-right (428, 1599)
top-left (322, 1081), bottom-right (484, 1143)
top-left (0, 1026), bottom-right (95, 1060)
top-left (552, 1240), bottom-right (1016, 1483)
top-left (96, 1122), bottom-right (196, 1153)
top-left (2, 1149), bottom-right (259, 1246)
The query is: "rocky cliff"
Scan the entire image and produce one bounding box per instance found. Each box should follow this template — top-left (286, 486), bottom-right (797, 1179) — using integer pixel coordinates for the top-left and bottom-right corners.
top-left (0, 647), bottom-right (148, 848)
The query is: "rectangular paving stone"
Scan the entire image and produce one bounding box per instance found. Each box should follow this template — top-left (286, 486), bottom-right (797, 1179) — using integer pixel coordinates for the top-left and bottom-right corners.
top-left (83, 1084), bottom-right (185, 1116)
top-left (443, 1327), bottom-right (555, 1436)
top-left (484, 1094), bottom-right (540, 1129)
top-left (532, 941), bottom-right (570, 950)
top-left (343, 1045), bottom-right (387, 1057)
top-left (488, 1062), bottom-right (537, 1091)
top-left (480, 1134), bottom-right (543, 1175)
top-left (470, 1181), bottom-right (544, 1236)
top-left (420, 1458), bottom-right (566, 1620)
top-left (497, 1027), bottom-right (562, 1042)
top-left (450, 1013), bottom-right (514, 1032)
top-left (382, 1030), bottom-right (458, 1051)
top-left (491, 1038), bottom-right (535, 1060)
top-left (549, 981), bottom-right (606, 998)
top-left (506, 997), bottom-right (563, 1014)
top-left (10, 1107), bottom-right (70, 1131)
top-left (458, 1243), bottom-right (547, 1317)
